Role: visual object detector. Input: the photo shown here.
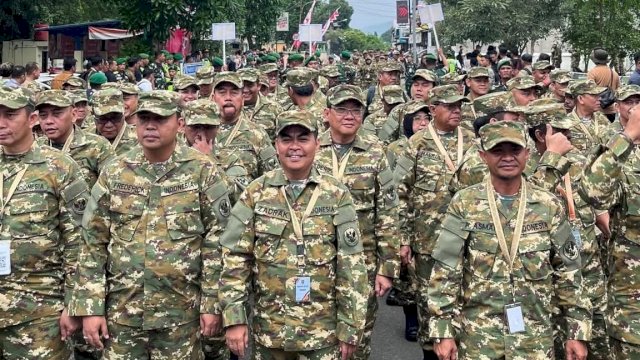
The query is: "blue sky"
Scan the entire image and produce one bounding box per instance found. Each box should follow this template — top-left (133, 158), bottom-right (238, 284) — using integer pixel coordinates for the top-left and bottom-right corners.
top-left (348, 0), bottom-right (396, 34)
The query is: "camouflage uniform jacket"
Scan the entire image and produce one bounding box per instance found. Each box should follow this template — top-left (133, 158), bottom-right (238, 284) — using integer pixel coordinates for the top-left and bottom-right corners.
top-left (395, 126), bottom-right (474, 254)
top-left (68, 144), bottom-right (231, 330)
top-left (215, 114), bottom-right (279, 180)
top-left (214, 152), bottom-right (251, 204)
top-left (266, 84), bottom-right (288, 104)
top-left (365, 85), bottom-right (384, 118)
top-left (566, 109), bottom-right (610, 153)
top-left (37, 125), bottom-right (115, 188)
top-left (358, 65), bottom-right (377, 90)
top-left (314, 133), bottom-right (401, 278)
top-left (376, 103), bottom-right (408, 145)
top-left (599, 118), bottom-right (623, 145)
top-left (460, 102), bottom-right (478, 133)
top-left (148, 62), bottom-right (166, 89)
top-left (428, 181), bottom-right (591, 358)
top-left (219, 167), bottom-right (369, 350)
top-left (386, 137), bottom-right (408, 171)
top-left (579, 133), bottom-right (640, 344)
top-left (243, 94), bottom-right (283, 142)
top-left (361, 109), bottom-right (389, 140)
top-left (0, 142), bottom-right (89, 328)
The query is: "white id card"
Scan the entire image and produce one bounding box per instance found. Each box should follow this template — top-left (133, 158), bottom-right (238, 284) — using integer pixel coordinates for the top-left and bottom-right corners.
top-left (505, 303), bottom-right (525, 334)
top-left (295, 276), bottom-right (311, 303)
top-left (571, 228), bottom-right (583, 249)
top-left (0, 241), bottom-right (11, 275)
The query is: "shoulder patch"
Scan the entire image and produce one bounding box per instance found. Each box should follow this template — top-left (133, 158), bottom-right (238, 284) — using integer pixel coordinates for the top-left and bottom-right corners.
top-left (344, 227), bottom-right (359, 247)
top-left (563, 240), bottom-right (579, 261)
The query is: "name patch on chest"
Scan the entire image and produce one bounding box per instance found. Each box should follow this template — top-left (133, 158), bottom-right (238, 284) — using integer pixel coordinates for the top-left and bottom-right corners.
top-left (466, 221), bottom-right (549, 234)
top-left (113, 182), bottom-right (148, 196)
top-left (161, 182), bottom-right (197, 196)
top-left (15, 182), bottom-right (46, 193)
top-left (255, 205), bottom-right (289, 219)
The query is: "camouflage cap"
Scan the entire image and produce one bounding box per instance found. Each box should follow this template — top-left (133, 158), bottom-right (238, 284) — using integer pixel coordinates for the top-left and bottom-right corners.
top-left (63, 77), bottom-right (86, 88)
top-left (174, 75), bottom-right (200, 91)
top-left (403, 100), bottom-right (430, 116)
top-left (617, 84), bottom-right (640, 101)
top-left (568, 79), bottom-right (606, 96)
top-left (321, 65), bottom-right (340, 78)
top-left (473, 91), bottom-right (512, 117)
top-left (428, 85), bottom-right (469, 105)
top-left (550, 69), bottom-right (572, 84)
top-left (441, 72), bottom-right (466, 84)
top-left (71, 89), bottom-right (88, 104)
top-left (382, 85), bottom-right (405, 105)
top-left (183, 99), bottom-right (221, 126)
top-left (196, 67), bottom-right (216, 85)
top-left (259, 74), bottom-right (269, 87)
top-left (259, 63), bottom-right (278, 74)
top-left (276, 110), bottom-right (317, 135)
top-left (480, 120), bottom-right (527, 150)
top-left (528, 98), bottom-right (560, 106)
top-left (523, 103), bottom-right (571, 129)
top-left (467, 67), bottom-right (490, 78)
top-left (0, 86), bottom-right (33, 109)
top-left (238, 68), bottom-right (261, 83)
top-left (327, 84), bottom-right (365, 106)
top-left (35, 90), bottom-right (74, 108)
top-left (213, 71), bottom-right (243, 89)
top-left (532, 60), bottom-right (554, 71)
top-left (119, 82), bottom-right (140, 95)
top-left (132, 90), bottom-right (179, 116)
top-left (91, 89), bottom-right (124, 116)
top-left (285, 67), bottom-right (318, 87)
top-left (379, 61), bottom-right (403, 73)
top-left (497, 58), bottom-right (512, 70)
top-left (413, 69), bottom-right (438, 83)
top-left (507, 75), bottom-right (542, 91)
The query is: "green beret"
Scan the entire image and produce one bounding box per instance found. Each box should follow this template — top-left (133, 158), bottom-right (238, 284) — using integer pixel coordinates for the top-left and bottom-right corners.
top-left (264, 55), bottom-right (278, 63)
top-left (116, 58), bottom-right (126, 65)
top-left (315, 50), bottom-right (321, 57)
top-left (161, 50), bottom-right (171, 56)
top-left (173, 53), bottom-right (183, 61)
top-left (213, 57), bottom-right (224, 67)
top-left (340, 50), bottom-right (352, 59)
top-left (268, 52), bottom-right (281, 60)
top-left (289, 53), bottom-right (304, 63)
top-left (89, 72), bottom-right (108, 85)
top-left (139, 53), bottom-right (149, 59)
top-left (304, 55), bottom-right (318, 66)
top-left (246, 55), bottom-right (255, 62)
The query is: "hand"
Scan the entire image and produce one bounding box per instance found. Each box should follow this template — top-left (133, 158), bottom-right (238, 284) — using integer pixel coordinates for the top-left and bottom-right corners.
top-left (565, 339), bottom-right (588, 360)
top-left (623, 103), bottom-right (640, 142)
top-left (82, 316), bottom-right (109, 350)
top-left (545, 124), bottom-right (572, 156)
top-left (434, 339), bottom-right (457, 360)
top-left (595, 212), bottom-right (611, 239)
top-left (400, 245), bottom-right (412, 265)
top-left (339, 341), bottom-right (357, 360)
top-left (200, 314), bottom-right (222, 337)
top-left (225, 324), bottom-right (249, 358)
top-left (59, 308), bottom-right (81, 341)
top-left (374, 275), bottom-right (393, 297)
top-left (192, 133), bottom-right (213, 155)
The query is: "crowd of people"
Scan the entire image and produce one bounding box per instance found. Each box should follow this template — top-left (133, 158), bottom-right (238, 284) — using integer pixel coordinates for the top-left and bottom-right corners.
top-left (0, 42), bottom-right (637, 360)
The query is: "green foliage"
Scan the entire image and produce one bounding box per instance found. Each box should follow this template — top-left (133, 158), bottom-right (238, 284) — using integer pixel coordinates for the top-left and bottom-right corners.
top-left (243, 0), bottom-right (287, 47)
top-left (325, 28), bottom-right (389, 54)
top-left (380, 28), bottom-right (393, 44)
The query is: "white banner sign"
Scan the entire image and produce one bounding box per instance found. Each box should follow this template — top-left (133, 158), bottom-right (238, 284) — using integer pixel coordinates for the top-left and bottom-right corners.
top-left (277, 13), bottom-right (289, 32)
top-left (418, 3), bottom-right (444, 25)
top-left (211, 23), bottom-right (236, 41)
top-left (298, 24), bottom-right (323, 42)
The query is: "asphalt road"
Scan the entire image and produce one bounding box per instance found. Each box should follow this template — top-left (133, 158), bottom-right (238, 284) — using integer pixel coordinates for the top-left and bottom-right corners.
top-left (370, 297), bottom-right (423, 360)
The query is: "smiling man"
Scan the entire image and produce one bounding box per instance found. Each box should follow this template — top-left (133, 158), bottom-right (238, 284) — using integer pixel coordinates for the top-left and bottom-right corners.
top-left (219, 110), bottom-right (368, 360)
top-left (565, 80), bottom-right (610, 153)
top-left (238, 67), bottom-right (283, 142)
top-left (91, 89), bottom-right (139, 156)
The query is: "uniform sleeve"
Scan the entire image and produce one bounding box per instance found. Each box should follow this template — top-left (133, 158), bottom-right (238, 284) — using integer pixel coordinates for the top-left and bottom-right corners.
top-left (548, 199), bottom-right (592, 341)
top-left (374, 156), bottom-right (401, 278)
top-left (219, 188), bottom-right (257, 327)
top-left (58, 161), bottom-right (90, 308)
top-left (96, 140), bottom-right (116, 174)
top-left (578, 133), bottom-right (632, 209)
top-left (394, 141), bottom-right (417, 248)
top-left (334, 190), bottom-right (369, 345)
top-left (428, 195), bottom-right (469, 339)
top-left (200, 163), bottom-right (232, 315)
top-left (529, 151), bottom-right (571, 192)
top-left (68, 172), bottom-right (110, 316)
top-left (378, 108), bottom-right (401, 145)
top-left (255, 131), bottom-right (280, 177)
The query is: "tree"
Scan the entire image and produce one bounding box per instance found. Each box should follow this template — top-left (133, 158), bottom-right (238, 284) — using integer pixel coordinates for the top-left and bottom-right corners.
top-left (325, 28), bottom-right (389, 54)
top-left (243, 0), bottom-right (288, 48)
top-left (380, 27), bottom-right (394, 44)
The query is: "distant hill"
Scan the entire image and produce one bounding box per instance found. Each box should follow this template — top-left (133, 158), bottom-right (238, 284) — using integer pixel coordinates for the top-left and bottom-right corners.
top-left (355, 21), bottom-right (394, 36)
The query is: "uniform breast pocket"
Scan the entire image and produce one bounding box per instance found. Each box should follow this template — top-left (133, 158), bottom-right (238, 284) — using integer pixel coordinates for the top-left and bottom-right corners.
top-left (9, 191), bottom-right (56, 238)
top-left (346, 174), bottom-right (375, 211)
top-left (109, 196), bottom-right (146, 242)
top-left (254, 215), bottom-right (287, 262)
top-left (304, 214), bottom-right (336, 266)
top-left (624, 182), bottom-right (640, 244)
top-left (467, 232), bottom-right (499, 279)
top-left (163, 192), bottom-right (205, 240)
top-left (518, 235), bottom-right (553, 281)
top-left (415, 160), bottom-right (441, 192)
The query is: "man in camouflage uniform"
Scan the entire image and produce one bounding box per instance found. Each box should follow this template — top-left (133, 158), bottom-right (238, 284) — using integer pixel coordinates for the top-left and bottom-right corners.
top-left (544, 69), bottom-right (572, 103)
top-left (92, 89), bottom-right (139, 156)
top-left (69, 90), bottom-right (232, 359)
top-left (281, 68), bottom-right (326, 130)
top-left (525, 104), bottom-right (608, 359)
top-left (429, 120), bottom-right (590, 360)
top-left (219, 110), bottom-right (369, 360)
top-left (461, 67), bottom-right (491, 131)
top-left (578, 101), bottom-right (640, 359)
top-left (357, 55), bottom-right (377, 89)
top-left (508, 76), bottom-right (542, 106)
top-left (365, 62), bottom-right (402, 118)
top-left (148, 51), bottom-right (166, 89)
top-left (174, 75), bottom-right (201, 107)
top-left (531, 60), bottom-right (554, 95)
top-left (196, 67), bottom-right (216, 100)
top-left (565, 79), bottom-right (610, 153)
top-left (600, 85), bottom-right (640, 142)
top-left (321, 65), bottom-right (342, 93)
top-left (71, 89), bottom-right (91, 129)
top-left (338, 51), bottom-right (357, 85)
top-left (395, 85), bottom-right (475, 359)
top-left (238, 67), bottom-right (282, 142)
top-left (493, 58), bottom-right (514, 92)
top-left (259, 63), bottom-right (288, 103)
top-left (212, 72), bottom-right (279, 180)
top-left (0, 86), bottom-right (89, 359)
top-left (361, 84), bottom-right (405, 138)
top-left (314, 85), bottom-right (401, 359)
top-left (36, 90), bottom-right (114, 188)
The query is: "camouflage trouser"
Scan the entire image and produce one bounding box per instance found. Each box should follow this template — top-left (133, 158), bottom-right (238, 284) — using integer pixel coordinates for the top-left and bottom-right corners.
top-left (104, 320), bottom-right (203, 360)
top-left (0, 314), bottom-right (70, 360)
top-left (71, 332), bottom-right (102, 359)
top-left (415, 253), bottom-right (435, 351)
top-left (353, 251), bottom-right (379, 360)
top-left (202, 335), bottom-right (229, 360)
top-left (611, 338), bottom-right (640, 360)
top-left (390, 262), bottom-right (417, 306)
top-left (254, 343), bottom-right (339, 360)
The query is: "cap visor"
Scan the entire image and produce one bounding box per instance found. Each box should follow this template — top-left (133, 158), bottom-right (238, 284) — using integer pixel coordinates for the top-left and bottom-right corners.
top-left (483, 139), bottom-right (527, 151)
top-left (438, 96), bottom-right (469, 104)
top-left (132, 108), bottom-right (175, 117)
top-left (94, 106), bottom-right (124, 117)
top-left (276, 123), bottom-right (316, 136)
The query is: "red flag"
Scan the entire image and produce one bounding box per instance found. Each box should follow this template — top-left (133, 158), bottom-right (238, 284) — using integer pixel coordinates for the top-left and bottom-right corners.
top-left (293, 0), bottom-right (317, 50)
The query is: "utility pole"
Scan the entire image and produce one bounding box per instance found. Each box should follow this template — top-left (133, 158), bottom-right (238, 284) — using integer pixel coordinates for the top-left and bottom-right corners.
top-left (411, 0), bottom-right (418, 63)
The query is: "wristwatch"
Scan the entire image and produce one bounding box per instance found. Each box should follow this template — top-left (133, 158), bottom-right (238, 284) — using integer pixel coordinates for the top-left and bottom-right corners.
top-left (433, 338), bottom-right (442, 344)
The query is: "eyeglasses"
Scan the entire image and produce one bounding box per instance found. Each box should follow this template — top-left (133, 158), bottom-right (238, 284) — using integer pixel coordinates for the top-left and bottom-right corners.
top-left (332, 107), bottom-right (364, 117)
top-left (413, 115), bottom-right (430, 123)
top-left (95, 116), bottom-right (124, 125)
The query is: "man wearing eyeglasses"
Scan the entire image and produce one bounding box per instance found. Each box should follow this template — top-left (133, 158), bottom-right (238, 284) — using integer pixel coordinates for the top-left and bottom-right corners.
top-left (314, 85), bottom-right (401, 360)
top-left (395, 85), bottom-right (475, 360)
top-left (599, 85), bottom-right (640, 144)
top-left (92, 89), bottom-right (139, 156)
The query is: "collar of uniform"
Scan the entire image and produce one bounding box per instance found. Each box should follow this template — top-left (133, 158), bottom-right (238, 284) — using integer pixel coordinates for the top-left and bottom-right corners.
top-left (319, 131), bottom-right (371, 151)
top-left (266, 166), bottom-right (323, 187)
top-left (7, 141), bottom-right (47, 164)
top-left (69, 125), bottom-right (89, 149)
top-left (472, 177), bottom-right (540, 204)
top-left (125, 142), bottom-right (196, 165)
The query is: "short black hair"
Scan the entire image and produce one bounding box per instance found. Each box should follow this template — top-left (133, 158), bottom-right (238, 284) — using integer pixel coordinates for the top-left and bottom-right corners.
top-left (538, 53), bottom-right (551, 62)
top-left (142, 68), bottom-right (154, 78)
top-left (63, 57), bottom-right (77, 71)
top-left (634, 52), bottom-right (640, 64)
top-left (291, 84), bottom-right (314, 96)
top-left (127, 57), bottom-right (139, 67)
top-left (90, 56), bottom-right (103, 67)
top-left (11, 66), bottom-right (26, 78)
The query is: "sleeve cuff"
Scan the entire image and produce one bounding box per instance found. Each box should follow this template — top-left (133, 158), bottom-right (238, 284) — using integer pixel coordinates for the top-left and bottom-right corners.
top-left (428, 318), bottom-right (456, 339)
top-left (200, 296), bottom-right (221, 315)
top-left (566, 318), bottom-right (593, 341)
top-left (336, 322), bottom-right (361, 345)
top-left (222, 304), bottom-right (247, 328)
top-left (607, 133), bottom-right (633, 159)
top-left (377, 259), bottom-right (400, 278)
top-left (67, 297), bottom-right (105, 317)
